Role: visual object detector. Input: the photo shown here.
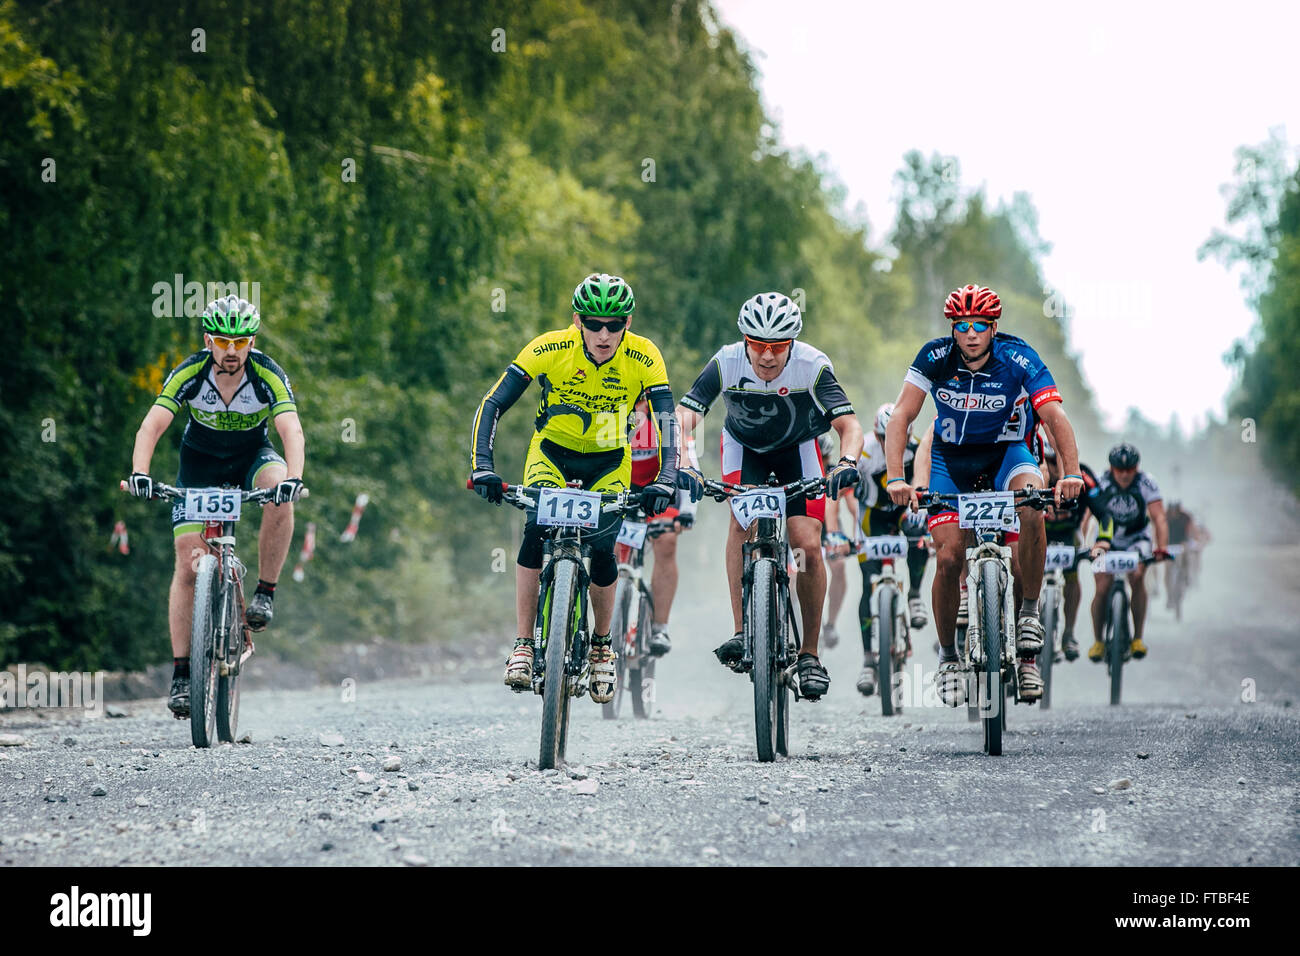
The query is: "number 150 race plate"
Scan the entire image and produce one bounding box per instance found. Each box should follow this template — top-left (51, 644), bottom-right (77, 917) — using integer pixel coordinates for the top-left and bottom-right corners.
top-left (183, 488), bottom-right (242, 522)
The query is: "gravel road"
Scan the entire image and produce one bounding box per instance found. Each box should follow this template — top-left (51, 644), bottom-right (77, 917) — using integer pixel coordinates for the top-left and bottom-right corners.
top-left (3, 484), bottom-right (1297, 867)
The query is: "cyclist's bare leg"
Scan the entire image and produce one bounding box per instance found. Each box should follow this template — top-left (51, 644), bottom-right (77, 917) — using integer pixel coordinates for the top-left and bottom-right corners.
top-left (1009, 472), bottom-right (1045, 602)
top-left (253, 462), bottom-right (293, 585)
top-left (649, 530), bottom-right (678, 625)
top-left (590, 580), bottom-right (615, 636)
top-left (726, 517), bottom-right (747, 633)
top-left (516, 565), bottom-right (540, 641)
top-left (789, 516), bottom-right (825, 655)
top-left (1090, 572), bottom-right (1114, 643)
top-left (1064, 573), bottom-right (1081, 631)
top-left (930, 520), bottom-right (963, 651)
top-left (1129, 564), bottom-right (1149, 640)
top-left (826, 556), bottom-right (846, 629)
top-left (170, 532), bottom-right (207, 657)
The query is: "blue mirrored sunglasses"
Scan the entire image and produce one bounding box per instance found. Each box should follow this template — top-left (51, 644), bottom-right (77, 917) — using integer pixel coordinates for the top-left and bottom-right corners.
top-left (952, 320), bottom-right (993, 333)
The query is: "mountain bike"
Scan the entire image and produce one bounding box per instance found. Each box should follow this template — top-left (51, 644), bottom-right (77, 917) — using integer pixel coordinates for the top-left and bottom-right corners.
top-left (1094, 549), bottom-right (1170, 706)
top-left (602, 513), bottom-right (677, 720)
top-left (124, 480), bottom-right (295, 748)
top-left (471, 481), bottom-right (643, 769)
top-left (700, 474), bottom-right (828, 763)
top-left (919, 488), bottom-right (1058, 756)
top-left (1038, 543), bottom-right (1090, 710)
top-left (858, 533), bottom-right (912, 716)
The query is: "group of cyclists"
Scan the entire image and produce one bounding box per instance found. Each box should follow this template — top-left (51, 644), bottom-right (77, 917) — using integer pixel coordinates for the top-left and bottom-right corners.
top-left (125, 275), bottom-right (1206, 725)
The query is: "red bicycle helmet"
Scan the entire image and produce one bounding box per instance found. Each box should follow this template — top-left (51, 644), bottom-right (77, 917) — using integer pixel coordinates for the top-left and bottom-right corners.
top-left (943, 284), bottom-right (1001, 319)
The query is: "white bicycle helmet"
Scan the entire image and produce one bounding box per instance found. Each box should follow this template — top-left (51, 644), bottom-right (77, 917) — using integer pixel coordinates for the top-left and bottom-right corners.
top-left (737, 292), bottom-right (802, 339)
top-left (874, 402), bottom-right (895, 439)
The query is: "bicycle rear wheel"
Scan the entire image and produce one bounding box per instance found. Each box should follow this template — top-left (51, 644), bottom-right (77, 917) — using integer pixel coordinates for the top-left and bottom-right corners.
top-left (1108, 587), bottom-right (1127, 706)
top-left (877, 584), bottom-right (898, 717)
top-left (539, 560), bottom-right (578, 769)
top-left (189, 554), bottom-right (220, 749)
top-left (602, 575), bottom-right (632, 720)
top-left (981, 561), bottom-right (1003, 756)
top-left (749, 559), bottom-right (778, 763)
top-left (1039, 586), bottom-right (1059, 711)
top-left (775, 592), bottom-right (793, 756)
top-left (216, 591), bottom-right (244, 742)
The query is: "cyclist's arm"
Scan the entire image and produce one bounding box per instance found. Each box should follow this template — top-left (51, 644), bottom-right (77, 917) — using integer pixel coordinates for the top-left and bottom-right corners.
top-left (131, 405), bottom-right (175, 474)
top-left (470, 364), bottom-right (531, 472)
top-left (273, 410), bottom-right (306, 479)
top-left (885, 382), bottom-right (925, 481)
top-left (676, 435), bottom-right (701, 518)
top-left (911, 421), bottom-right (934, 489)
top-left (645, 383), bottom-right (679, 488)
top-left (1034, 400), bottom-right (1079, 480)
top-left (1148, 498), bottom-right (1169, 551)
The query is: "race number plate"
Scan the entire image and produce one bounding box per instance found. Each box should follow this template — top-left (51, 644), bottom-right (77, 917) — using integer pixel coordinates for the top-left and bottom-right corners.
top-left (183, 488), bottom-right (242, 522)
top-left (860, 536), bottom-right (908, 560)
top-left (1096, 551), bottom-right (1140, 574)
top-left (616, 520), bottom-right (648, 549)
top-left (1044, 543), bottom-right (1077, 570)
top-left (730, 488), bottom-right (786, 531)
top-left (957, 491), bottom-right (1017, 530)
top-left (536, 487), bottom-right (601, 528)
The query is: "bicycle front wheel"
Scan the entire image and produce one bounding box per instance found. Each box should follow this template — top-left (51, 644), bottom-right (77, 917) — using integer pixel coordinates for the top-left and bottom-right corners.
top-left (189, 554), bottom-right (220, 749)
top-left (1108, 587), bottom-right (1128, 706)
top-left (980, 561), bottom-right (1003, 756)
top-left (539, 559), bottom-right (579, 769)
top-left (1039, 585), bottom-right (1059, 711)
top-left (749, 559), bottom-right (778, 763)
top-left (877, 584), bottom-right (898, 717)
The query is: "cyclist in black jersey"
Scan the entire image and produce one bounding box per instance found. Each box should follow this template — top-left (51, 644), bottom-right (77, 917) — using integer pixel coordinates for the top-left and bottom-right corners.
top-left (1086, 442), bottom-right (1169, 661)
top-left (127, 296), bottom-right (305, 718)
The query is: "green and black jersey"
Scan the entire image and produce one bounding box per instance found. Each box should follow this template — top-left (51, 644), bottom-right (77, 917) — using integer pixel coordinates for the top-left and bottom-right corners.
top-left (155, 349), bottom-right (296, 457)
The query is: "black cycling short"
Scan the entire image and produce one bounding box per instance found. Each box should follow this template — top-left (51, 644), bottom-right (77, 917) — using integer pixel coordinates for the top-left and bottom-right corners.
top-left (720, 430), bottom-right (826, 522)
top-left (172, 442), bottom-right (286, 535)
top-left (518, 438), bottom-right (626, 587)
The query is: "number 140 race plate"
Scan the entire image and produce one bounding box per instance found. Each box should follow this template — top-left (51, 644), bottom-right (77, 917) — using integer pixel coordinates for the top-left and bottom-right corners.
top-left (183, 488), bottom-right (242, 522)
top-left (730, 488), bottom-right (785, 530)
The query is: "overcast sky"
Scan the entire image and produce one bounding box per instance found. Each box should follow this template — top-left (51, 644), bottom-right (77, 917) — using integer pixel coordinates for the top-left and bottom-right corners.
top-left (714, 0), bottom-right (1300, 432)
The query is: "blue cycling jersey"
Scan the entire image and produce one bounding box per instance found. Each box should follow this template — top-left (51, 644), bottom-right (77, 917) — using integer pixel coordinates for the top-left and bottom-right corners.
top-left (904, 332), bottom-right (1062, 446)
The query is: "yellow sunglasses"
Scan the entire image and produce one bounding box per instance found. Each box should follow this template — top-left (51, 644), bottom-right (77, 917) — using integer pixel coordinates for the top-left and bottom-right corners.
top-left (209, 335), bottom-right (252, 351)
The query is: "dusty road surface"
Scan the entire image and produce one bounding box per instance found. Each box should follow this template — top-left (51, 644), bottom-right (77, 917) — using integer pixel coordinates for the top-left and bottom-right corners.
top-left (2, 484), bottom-right (1297, 867)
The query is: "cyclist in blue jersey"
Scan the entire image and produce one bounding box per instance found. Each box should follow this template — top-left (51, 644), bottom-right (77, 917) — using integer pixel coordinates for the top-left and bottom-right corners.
top-left (884, 284), bottom-right (1087, 704)
top-left (127, 295), bottom-right (305, 718)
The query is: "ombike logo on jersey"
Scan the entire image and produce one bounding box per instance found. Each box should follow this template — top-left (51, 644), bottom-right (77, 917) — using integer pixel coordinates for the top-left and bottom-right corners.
top-left (936, 388), bottom-right (1007, 412)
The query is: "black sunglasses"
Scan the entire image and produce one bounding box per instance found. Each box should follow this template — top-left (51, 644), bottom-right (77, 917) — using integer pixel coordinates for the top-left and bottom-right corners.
top-left (579, 316), bottom-right (628, 334)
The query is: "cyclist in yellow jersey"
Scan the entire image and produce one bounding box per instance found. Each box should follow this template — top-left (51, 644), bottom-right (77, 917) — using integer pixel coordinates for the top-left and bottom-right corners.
top-left (469, 274), bottom-right (680, 703)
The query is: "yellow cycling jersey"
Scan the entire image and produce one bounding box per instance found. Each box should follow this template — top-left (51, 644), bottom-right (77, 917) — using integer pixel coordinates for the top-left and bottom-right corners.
top-left (506, 325), bottom-right (670, 454)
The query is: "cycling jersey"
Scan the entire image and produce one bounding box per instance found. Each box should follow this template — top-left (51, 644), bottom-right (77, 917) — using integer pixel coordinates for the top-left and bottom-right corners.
top-left (680, 341), bottom-right (853, 454)
top-left (903, 332), bottom-right (1061, 447)
top-left (155, 350), bottom-right (297, 457)
top-left (856, 431), bottom-right (918, 516)
top-left (1166, 508), bottom-right (1191, 545)
top-left (471, 326), bottom-right (677, 479)
top-left (630, 411), bottom-right (700, 517)
top-left (1089, 470), bottom-right (1161, 540)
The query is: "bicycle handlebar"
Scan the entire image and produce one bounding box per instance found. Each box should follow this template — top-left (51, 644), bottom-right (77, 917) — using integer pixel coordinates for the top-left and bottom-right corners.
top-left (120, 480), bottom-right (308, 504)
top-left (465, 480), bottom-right (645, 515)
top-left (916, 487), bottom-right (1075, 512)
top-left (698, 475), bottom-right (828, 503)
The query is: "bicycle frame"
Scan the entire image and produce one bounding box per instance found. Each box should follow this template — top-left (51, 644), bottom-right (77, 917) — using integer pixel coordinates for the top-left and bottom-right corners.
top-left (739, 514), bottom-right (799, 678)
top-left (962, 528), bottom-right (1015, 691)
top-left (531, 530), bottom-right (593, 698)
top-left (201, 518), bottom-right (253, 677)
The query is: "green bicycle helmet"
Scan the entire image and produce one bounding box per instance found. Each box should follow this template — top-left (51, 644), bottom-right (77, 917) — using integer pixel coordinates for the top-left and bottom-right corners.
top-left (202, 294), bottom-right (261, 336)
top-left (572, 273), bottom-right (635, 317)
